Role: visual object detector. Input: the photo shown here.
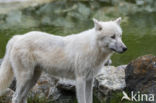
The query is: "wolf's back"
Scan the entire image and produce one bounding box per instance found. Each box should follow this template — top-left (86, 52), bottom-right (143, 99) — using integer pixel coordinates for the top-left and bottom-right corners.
top-left (0, 35), bottom-right (21, 96)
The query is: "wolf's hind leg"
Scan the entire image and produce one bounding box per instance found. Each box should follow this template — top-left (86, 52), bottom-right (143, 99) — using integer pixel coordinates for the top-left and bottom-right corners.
top-left (21, 67), bottom-right (42, 103)
top-left (11, 56), bottom-right (38, 103)
top-left (12, 70), bottom-right (34, 103)
top-left (12, 66), bottom-right (41, 103)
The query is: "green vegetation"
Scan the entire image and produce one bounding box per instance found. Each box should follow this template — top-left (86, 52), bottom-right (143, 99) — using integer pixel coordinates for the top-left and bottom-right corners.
top-left (27, 96), bottom-right (50, 103)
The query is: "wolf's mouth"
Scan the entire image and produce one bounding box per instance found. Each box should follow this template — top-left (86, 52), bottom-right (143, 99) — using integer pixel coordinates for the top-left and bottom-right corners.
top-left (110, 48), bottom-right (116, 52)
top-left (110, 48), bottom-right (124, 54)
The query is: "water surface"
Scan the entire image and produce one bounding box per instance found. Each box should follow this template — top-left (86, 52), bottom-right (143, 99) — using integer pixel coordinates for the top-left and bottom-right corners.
top-left (0, 13), bottom-right (156, 66)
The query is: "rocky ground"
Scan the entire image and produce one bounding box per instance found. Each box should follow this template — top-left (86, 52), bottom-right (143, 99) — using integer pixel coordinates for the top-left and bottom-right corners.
top-left (1, 54), bottom-right (156, 103)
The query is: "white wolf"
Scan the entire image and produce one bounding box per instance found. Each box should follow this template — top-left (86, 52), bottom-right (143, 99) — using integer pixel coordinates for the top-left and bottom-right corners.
top-left (0, 17), bottom-right (127, 103)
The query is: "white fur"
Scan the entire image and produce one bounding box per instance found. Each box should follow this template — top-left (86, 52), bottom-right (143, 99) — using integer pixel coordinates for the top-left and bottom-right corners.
top-left (0, 17), bottom-right (126, 103)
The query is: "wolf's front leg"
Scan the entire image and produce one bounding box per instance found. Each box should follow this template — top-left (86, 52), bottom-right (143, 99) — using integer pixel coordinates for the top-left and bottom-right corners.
top-left (76, 77), bottom-right (86, 103)
top-left (85, 78), bottom-right (94, 103)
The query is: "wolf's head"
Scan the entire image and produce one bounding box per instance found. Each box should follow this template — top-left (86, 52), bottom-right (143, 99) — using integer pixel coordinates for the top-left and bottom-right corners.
top-left (93, 17), bottom-right (127, 54)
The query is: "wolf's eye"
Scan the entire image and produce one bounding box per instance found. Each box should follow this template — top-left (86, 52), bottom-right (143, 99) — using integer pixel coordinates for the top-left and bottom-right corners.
top-left (111, 35), bottom-right (115, 39)
top-left (98, 27), bottom-right (102, 31)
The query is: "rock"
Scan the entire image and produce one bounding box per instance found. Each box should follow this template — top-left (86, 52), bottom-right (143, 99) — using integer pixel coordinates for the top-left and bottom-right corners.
top-left (77, 3), bottom-right (91, 19)
top-left (30, 72), bottom-right (59, 99)
top-left (41, 16), bottom-right (52, 25)
top-left (125, 54), bottom-right (156, 94)
top-left (6, 10), bottom-right (22, 25)
top-left (36, 3), bottom-right (55, 17)
top-left (96, 65), bottom-right (126, 91)
top-left (56, 79), bottom-right (75, 92)
top-left (105, 59), bottom-right (112, 66)
top-left (0, 0), bottom-right (53, 14)
top-left (95, 65), bottom-right (126, 102)
top-left (30, 73), bottom-right (76, 102)
top-left (0, 88), bottom-right (14, 103)
top-left (54, 79), bottom-right (76, 103)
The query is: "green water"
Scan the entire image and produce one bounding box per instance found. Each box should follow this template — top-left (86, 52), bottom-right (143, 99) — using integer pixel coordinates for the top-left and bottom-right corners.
top-left (0, 13), bottom-right (156, 66)
top-left (112, 13), bottom-right (156, 66)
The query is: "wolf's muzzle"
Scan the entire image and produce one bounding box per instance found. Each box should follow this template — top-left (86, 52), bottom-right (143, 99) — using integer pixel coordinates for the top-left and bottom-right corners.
top-left (111, 47), bottom-right (127, 54)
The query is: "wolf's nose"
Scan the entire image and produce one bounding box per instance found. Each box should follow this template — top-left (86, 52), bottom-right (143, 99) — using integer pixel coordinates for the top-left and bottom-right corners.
top-left (123, 47), bottom-right (127, 52)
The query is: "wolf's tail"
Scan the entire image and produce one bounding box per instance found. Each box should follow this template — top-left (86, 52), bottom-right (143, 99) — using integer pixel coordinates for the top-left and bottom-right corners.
top-left (0, 35), bottom-right (20, 96)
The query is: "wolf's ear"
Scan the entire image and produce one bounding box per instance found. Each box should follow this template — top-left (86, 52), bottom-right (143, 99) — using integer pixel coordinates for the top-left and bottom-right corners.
top-left (93, 18), bottom-right (102, 31)
top-left (114, 17), bottom-right (122, 25)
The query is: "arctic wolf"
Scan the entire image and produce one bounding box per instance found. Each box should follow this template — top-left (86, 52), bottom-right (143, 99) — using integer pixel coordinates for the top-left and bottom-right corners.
top-left (0, 17), bottom-right (127, 103)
